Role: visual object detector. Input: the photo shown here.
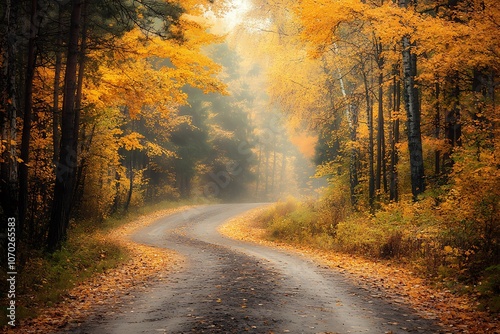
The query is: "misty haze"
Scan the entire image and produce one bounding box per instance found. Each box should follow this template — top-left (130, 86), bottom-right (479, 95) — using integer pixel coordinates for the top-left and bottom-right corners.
top-left (0, 0), bottom-right (498, 333)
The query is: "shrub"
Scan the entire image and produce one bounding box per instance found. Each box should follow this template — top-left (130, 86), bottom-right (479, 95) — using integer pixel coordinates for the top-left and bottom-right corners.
top-left (478, 265), bottom-right (500, 312)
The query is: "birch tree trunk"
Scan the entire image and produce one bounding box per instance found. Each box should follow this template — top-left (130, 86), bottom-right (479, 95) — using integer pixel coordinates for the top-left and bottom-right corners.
top-left (401, 35), bottom-right (425, 198)
top-left (331, 45), bottom-right (359, 206)
top-left (400, 0), bottom-right (425, 199)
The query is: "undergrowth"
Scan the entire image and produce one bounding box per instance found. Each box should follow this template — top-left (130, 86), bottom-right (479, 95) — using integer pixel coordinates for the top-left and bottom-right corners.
top-left (0, 198), bottom-right (195, 326)
top-left (8, 232), bottom-right (127, 324)
top-left (258, 187), bottom-right (499, 314)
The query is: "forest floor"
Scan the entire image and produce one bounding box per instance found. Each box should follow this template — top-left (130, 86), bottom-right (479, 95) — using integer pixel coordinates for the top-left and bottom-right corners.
top-left (219, 207), bottom-right (500, 334)
top-left (52, 203), bottom-right (443, 333)
top-left (4, 204), bottom-right (498, 334)
top-left (4, 206), bottom-right (190, 334)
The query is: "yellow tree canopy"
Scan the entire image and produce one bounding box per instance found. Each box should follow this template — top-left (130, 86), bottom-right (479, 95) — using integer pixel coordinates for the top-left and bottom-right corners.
top-left (87, 14), bottom-right (226, 120)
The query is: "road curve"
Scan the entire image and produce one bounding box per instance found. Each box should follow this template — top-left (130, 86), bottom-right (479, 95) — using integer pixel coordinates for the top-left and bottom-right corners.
top-left (67, 203), bottom-right (442, 334)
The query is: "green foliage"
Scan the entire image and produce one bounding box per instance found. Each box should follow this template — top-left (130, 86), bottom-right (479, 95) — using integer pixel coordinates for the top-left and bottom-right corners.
top-left (256, 198), bottom-right (298, 227)
top-left (44, 235), bottom-right (125, 303)
top-left (0, 233), bottom-right (126, 326)
top-left (261, 187), bottom-right (352, 249)
top-left (335, 204), bottom-right (417, 259)
top-left (478, 265), bottom-right (500, 313)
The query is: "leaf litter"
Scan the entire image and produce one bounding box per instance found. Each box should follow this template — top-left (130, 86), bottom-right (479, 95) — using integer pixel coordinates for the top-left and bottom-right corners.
top-left (7, 205), bottom-right (498, 333)
top-left (7, 206), bottom-right (189, 334)
top-left (219, 207), bottom-right (500, 334)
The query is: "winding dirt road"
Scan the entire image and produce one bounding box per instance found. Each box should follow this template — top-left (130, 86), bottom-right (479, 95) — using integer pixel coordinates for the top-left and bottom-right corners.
top-left (67, 203), bottom-right (442, 333)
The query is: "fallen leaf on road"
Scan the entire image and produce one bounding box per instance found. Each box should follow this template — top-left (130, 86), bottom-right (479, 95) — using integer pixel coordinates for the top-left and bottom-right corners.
top-left (11, 207), bottom-right (189, 334)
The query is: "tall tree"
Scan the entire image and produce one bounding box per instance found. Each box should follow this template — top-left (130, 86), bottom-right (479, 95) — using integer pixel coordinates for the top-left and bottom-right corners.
top-left (0, 0), bottom-right (20, 222)
top-left (389, 70), bottom-right (401, 202)
top-left (375, 38), bottom-right (387, 195)
top-left (362, 67), bottom-right (376, 209)
top-left (399, 0), bottom-right (425, 199)
top-left (47, 0), bottom-right (83, 251)
top-left (18, 0), bottom-right (40, 239)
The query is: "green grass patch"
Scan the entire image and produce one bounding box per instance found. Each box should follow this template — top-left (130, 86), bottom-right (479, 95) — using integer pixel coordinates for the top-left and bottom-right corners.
top-left (0, 235), bottom-right (127, 326)
top-left (478, 265), bottom-right (500, 313)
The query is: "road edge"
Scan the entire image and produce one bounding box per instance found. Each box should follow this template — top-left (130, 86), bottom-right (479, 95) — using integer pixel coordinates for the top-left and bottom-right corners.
top-left (219, 206), bottom-right (499, 334)
top-left (14, 206), bottom-right (191, 334)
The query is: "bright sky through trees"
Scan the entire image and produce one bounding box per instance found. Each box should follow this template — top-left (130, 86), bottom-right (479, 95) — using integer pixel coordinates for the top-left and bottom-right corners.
top-left (223, 0), bottom-right (252, 30)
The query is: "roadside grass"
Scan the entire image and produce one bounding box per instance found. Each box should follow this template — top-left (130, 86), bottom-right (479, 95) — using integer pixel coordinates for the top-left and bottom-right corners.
top-left (258, 196), bottom-right (500, 315)
top-left (0, 198), bottom-right (201, 326)
top-left (8, 232), bottom-right (127, 324)
top-left (219, 206), bottom-right (499, 333)
top-left (259, 194), bottom-right (347, 250)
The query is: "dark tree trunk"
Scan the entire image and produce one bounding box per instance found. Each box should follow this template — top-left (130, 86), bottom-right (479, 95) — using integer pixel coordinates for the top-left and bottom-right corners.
top-left (18, 0), bottom-right (39, 239)
top-left (53, 8), bottom-right (63, 164)
top-left (376, 71), bottom-right (386, 194)
top-left (74, 123), bottom-right (94, 210)
top-left (362, 70), bottom-right (375, 210)
top-left (349, 103), bottom-right (359, 207)
top-left (47, 0), bottom-right (83, 252)
top-left (374, 38), bottom-right (387, 195)
top-left (111, 171), bottom-right (121, 213)
top-left (0, 0), bottom-right (20, 220)
top-left (434, 81), bottom-right (440, 176)
top-left (124, 151), bottom-right (134, 211)
top-left (443, 73), bottom-right (461, 171)
top-left (71, 0), bottom-right (88, 208)
top-left (389, 68), bottom-right (401, 202)
top-left (471, 67), bottom-right (495, 161)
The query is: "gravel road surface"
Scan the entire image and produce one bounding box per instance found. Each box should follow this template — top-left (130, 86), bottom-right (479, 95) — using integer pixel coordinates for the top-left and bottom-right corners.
top-left (66, 203), bottom-right (442, 334)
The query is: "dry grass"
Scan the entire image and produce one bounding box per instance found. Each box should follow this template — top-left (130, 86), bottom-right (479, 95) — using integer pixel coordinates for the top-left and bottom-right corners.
top-left (219, 207), bottom-right (499, 334)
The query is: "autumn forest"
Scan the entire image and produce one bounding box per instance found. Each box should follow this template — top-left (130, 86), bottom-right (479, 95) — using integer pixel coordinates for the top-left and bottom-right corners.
top-left (0, 0), bottom-right (499, 328)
